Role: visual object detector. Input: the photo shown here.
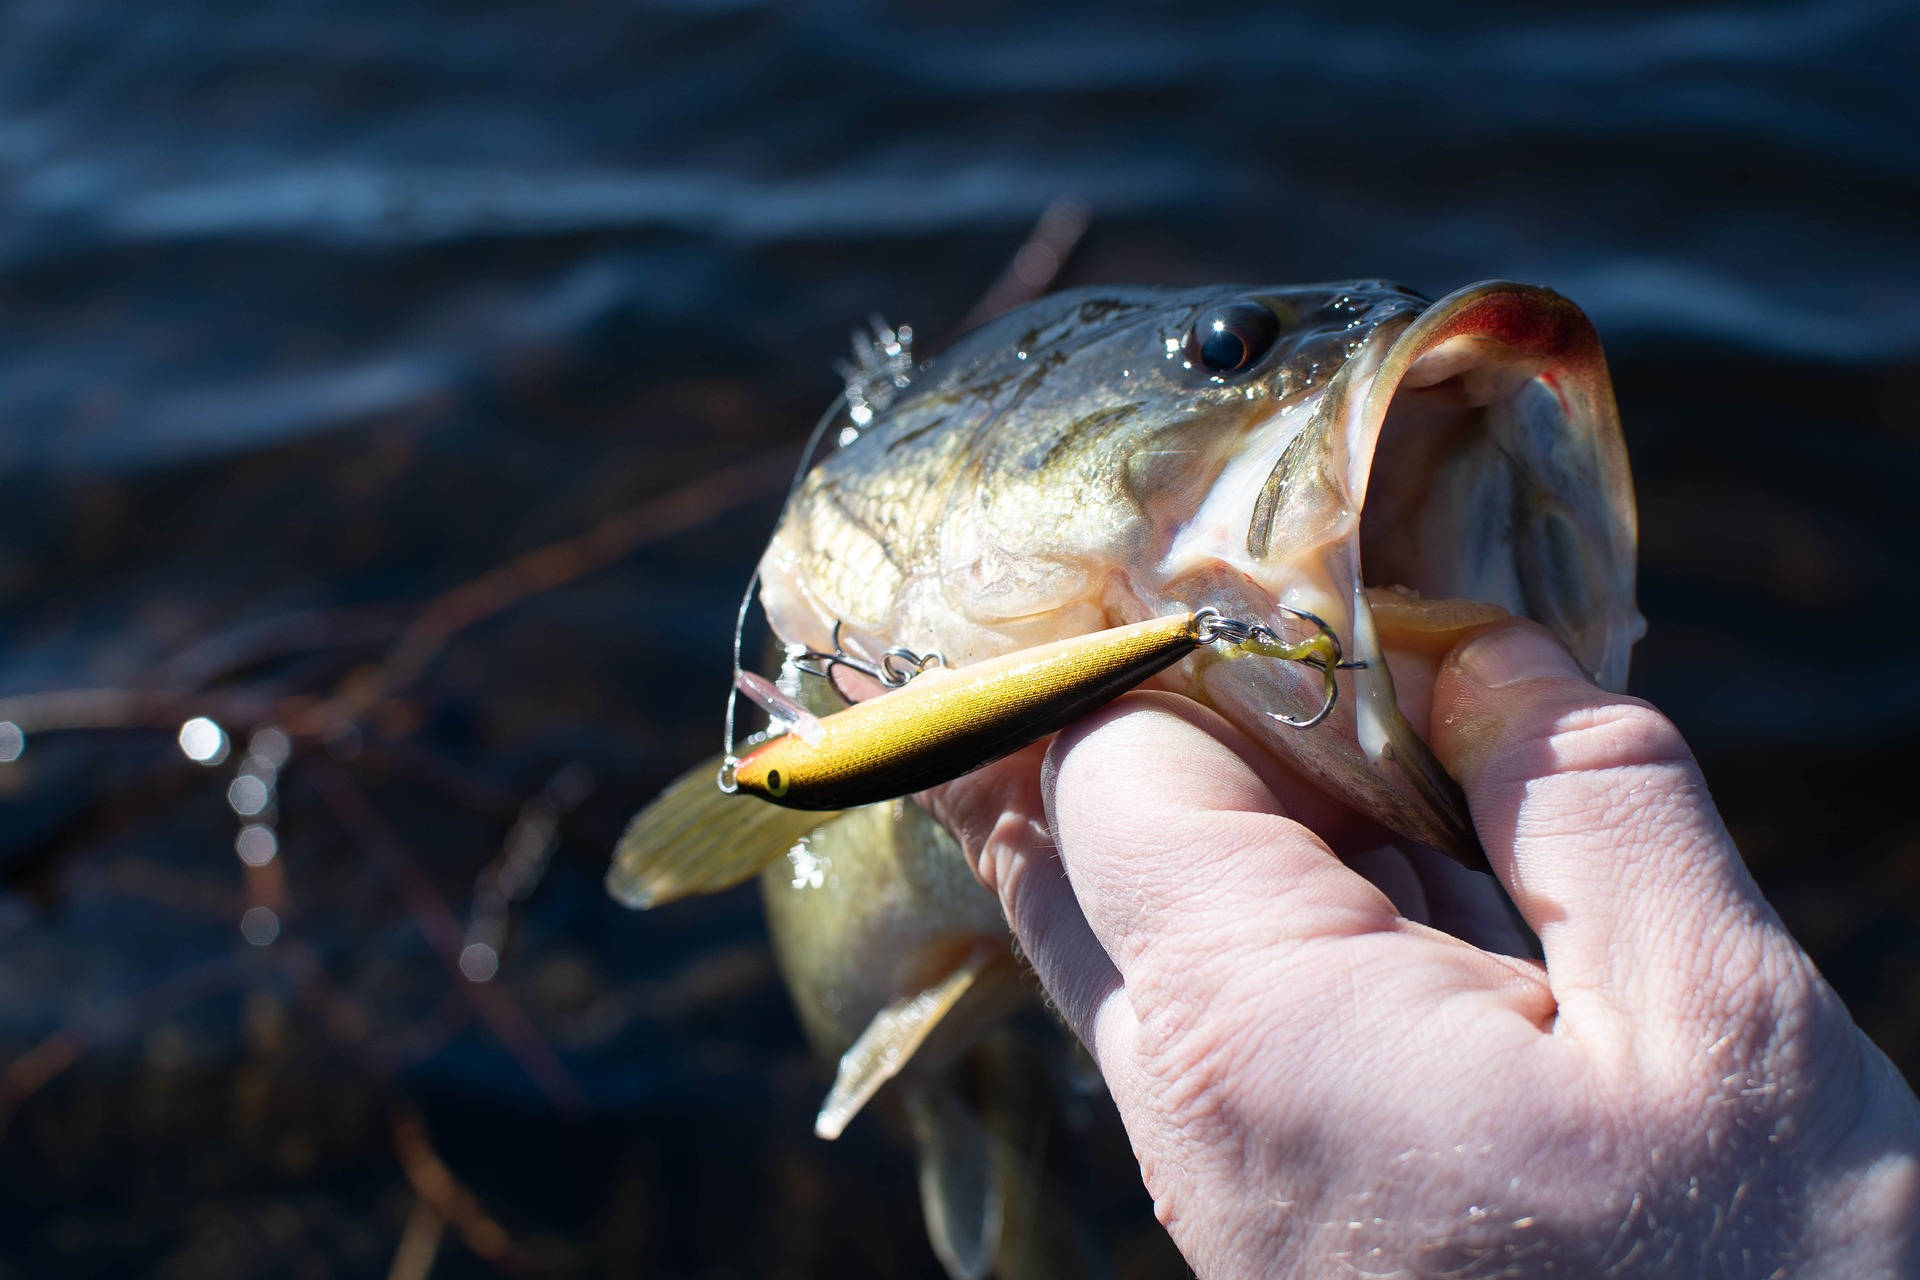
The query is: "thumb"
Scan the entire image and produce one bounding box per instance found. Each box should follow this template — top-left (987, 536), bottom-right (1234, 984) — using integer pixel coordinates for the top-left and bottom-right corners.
top-left (1429, 621), bottom-right (1779, 1030)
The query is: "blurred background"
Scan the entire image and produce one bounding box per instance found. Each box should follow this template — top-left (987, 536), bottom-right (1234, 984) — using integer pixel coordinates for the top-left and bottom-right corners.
top-left (1, 1), bottom-right (1917, 1275)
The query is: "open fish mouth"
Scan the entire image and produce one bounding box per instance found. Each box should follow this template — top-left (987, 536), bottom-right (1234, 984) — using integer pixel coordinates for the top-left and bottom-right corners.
top-left (1350, 282), bottom-right (1641, 685)
top-left (1188, 282), bottom-right (1643, 859)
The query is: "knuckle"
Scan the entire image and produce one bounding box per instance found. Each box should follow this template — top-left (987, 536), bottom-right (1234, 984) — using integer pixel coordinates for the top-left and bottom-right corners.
top-left (1496, 698), bottom-right (1723, 856)
top-left (1625, 918), bottom-right (1850, 1156)
top-left (1124, 940), bottom-right (1311, 1135)
top-left (1678, 920), bottom-right (1822, 1070)
top-left (1690, 912), bottom-right (1774, 1021)
top-left (978, 843), bottom-right (1018, 919)
top-left (1539, 698), bottom-right (1694, 778)
top-left (980, 817), bottom-right (1051, 930)
top-left (1131, 997), bottom-right (1250, 1133)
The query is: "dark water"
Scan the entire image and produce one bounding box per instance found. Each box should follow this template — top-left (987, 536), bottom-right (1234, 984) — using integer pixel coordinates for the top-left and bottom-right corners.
top-left (1, 1), bottom-right (1917, 1275)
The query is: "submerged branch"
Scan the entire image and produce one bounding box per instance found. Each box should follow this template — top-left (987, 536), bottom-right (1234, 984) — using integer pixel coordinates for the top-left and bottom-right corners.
top-left (322, 451), bottom-right (791, 729)
top-left (308, 758), bottom-right (588, 1118)
top-left (959, 195), bottom-right (1092, 333)
top-left (392, 1105), bottom-right (549, 1278)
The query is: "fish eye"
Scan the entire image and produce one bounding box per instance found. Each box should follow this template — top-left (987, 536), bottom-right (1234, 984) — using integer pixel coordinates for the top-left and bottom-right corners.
top-left (1182, 302), bottom-right (1281, 376)
top-left (766, 768), bottom-right (787, 796)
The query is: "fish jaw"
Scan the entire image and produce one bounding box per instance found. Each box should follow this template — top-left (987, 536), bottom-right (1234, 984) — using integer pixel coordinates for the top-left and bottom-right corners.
top-left (1157, 282), bottom-right (1643, 856)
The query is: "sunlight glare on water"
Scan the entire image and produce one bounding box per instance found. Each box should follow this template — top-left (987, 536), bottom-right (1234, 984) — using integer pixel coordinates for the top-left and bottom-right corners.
top-left (227, 773), bottom-right (270, 816)
top-left (235, 824), bottom-right (278, 867)
top-left (239, 906), bottom-right (280, 947)
top-left (248, 726), bottom-right (292, 769)
top-left (178, 717), bottom-right (229, 765)
top-left (459, 942), bottom-right (500, 983)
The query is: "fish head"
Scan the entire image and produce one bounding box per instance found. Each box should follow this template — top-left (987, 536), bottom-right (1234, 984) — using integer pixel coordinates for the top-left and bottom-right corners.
top-left (760, 281), bottom-right (1642, 858)
top-left (1153, 280), bottom-right (1643, 854)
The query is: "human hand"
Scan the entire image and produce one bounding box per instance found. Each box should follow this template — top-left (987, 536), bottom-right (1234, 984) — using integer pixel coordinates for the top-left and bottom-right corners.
top-left (926, 620), bottom-right (1920, 1277)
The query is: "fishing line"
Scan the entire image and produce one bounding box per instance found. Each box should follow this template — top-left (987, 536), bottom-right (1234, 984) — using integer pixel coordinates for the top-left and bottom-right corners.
top-left (720, 390), bottom-right (853, 788)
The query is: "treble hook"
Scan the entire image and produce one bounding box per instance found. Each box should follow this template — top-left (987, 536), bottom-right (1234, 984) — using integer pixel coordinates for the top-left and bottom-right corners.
top-left (787, 620), bottom-right (946, 697)
top-left (1196, 605), bottom-right (1364, 730)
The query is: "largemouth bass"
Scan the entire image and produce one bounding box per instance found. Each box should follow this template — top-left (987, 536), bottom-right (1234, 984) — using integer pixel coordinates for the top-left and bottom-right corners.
top-left (611, 278), bottom-right (1642, 1278)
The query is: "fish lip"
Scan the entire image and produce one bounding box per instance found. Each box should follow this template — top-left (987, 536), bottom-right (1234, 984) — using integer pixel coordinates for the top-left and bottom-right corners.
top-left (1347, 280), bottom-right (1643, 687)
top-left (1241, 281), bottom-right (1644, 861)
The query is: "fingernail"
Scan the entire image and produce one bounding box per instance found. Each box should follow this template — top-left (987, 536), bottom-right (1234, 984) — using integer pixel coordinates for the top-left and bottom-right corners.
top-left (1455, 625), bottom-right (1587, 688)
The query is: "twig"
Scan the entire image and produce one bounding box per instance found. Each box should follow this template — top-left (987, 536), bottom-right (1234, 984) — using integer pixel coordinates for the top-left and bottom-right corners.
top-left (305, 452), bottom-right (791, 735)
top-left (1, 759), bottom-right (205, 899)
top-left (463, 763), bottom-right (594, 978)
top-left (386, 1198), bottom-right (447, 1280)
top-left (959, 196), bottom-right (1092, 332)
top-left (1, 451), bottom-right (789, 754)
top-left (143, 603), bottom-right (408, 692)
top-left (349, 739), bottom-right (527, 821)
top-left (308, 758), bottom-right (587, 1117)
top-left (0, 950), bottom-right (254, 1140)
top-left (392, 1105), bottom-right (547, 1278)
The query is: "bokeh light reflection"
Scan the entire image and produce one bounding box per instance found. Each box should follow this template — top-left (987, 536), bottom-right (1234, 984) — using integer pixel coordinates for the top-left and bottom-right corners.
top-left (234, 824), bottom-right (278, 867)
top-left (177, 716), bottom-right (229, 765)
top-left (247, 726), bottom-right (291, 769)
top-left (227, 773), bottom-right (271, 816)
top-left (458, 942), bottom-right (499, 983)
top-left (239, 905), bottom-right (280, 947)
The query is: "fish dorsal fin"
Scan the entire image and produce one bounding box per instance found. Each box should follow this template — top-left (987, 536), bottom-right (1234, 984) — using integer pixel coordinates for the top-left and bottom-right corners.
top-left (813, 941), bottom-right (999, 1140)
top-left (606, 754), bottom-right (842, 909)
top-left (734, 670), bottom-right (824, 744)
top-left (907, 1082), bottom-right (1002, 1280)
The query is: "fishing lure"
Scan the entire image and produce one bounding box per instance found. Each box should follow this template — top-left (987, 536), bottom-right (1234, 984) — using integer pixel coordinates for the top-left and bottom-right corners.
top-left (607, 605), bottom-right (1352, 910)
top-left (722, 605), bottom-right (1350, 811)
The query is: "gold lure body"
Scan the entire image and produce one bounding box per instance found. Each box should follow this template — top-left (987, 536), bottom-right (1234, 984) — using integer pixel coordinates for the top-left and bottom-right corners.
top-left (728, 610), bottom-right (1324, 810)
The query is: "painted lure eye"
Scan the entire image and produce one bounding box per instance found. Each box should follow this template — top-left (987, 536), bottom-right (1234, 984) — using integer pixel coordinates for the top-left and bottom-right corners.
top-left (1183, 302), bottom-right (1281, 375)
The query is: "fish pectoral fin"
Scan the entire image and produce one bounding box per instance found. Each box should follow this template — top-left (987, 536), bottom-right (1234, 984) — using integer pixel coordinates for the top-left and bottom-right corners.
top-left (605, 754), bottom-right (842, 909)
top-left (813, 941), bottom-right (1000, 1141)
top-left (907, 1082), bottom-right (1002, 1280)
